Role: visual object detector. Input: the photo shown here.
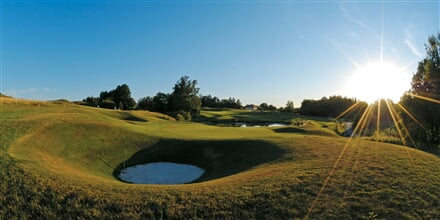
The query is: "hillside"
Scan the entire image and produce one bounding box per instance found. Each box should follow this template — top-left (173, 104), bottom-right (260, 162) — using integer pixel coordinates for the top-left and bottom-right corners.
top-left (1, 98), bottom-right (439, 219)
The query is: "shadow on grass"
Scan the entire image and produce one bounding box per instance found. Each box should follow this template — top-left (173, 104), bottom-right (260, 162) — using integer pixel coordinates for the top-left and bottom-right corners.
top-left (121, 112), bottom-right (148, 122)
top-left (273, 127), bottom-right (306, 134)
top-left (113, 139), bottom-right (286, 183)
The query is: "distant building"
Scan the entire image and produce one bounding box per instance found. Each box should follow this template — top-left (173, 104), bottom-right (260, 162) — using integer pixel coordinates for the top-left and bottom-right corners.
top-left (244, 104), bottom-right (258, 111)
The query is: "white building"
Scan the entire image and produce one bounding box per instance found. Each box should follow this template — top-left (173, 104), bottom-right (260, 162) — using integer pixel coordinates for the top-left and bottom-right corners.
top-left (244, 104), bottom-right (258, 111)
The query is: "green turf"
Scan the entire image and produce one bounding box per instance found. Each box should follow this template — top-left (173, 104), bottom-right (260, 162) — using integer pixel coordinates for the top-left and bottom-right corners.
top-left (199, 108), bottom-right (303, 123)
top-left (1, 98), bottom-right (440, 219)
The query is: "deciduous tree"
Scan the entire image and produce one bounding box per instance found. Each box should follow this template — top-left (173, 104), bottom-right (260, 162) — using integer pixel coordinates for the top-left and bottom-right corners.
top-left (400, 33), bottom-right (440, 148)
top-left (168, 76), bottom-right (202, 118)
top-left (284, 101), bottom-right (295, 113)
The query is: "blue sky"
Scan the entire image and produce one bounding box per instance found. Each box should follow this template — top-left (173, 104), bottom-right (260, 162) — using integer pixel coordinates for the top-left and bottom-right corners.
top-left (1, 1), bottom-right (439, 107)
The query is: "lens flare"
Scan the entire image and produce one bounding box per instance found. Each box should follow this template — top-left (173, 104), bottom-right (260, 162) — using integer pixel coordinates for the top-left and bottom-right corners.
top-left (344, 62), bottom-right (411, 103)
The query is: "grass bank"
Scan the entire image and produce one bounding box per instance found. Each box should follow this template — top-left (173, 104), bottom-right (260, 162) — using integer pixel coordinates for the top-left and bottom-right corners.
top-left (1, 98), bottom-right (439, 219)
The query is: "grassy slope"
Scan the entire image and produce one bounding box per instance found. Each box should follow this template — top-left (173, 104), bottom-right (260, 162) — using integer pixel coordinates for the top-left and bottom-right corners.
top-left (1, 99), bottom-right (440, 219)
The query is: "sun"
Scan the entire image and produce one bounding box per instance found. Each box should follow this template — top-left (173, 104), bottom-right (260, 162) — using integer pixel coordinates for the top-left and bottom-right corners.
top-left (344, 61), bottom-right (411, 104)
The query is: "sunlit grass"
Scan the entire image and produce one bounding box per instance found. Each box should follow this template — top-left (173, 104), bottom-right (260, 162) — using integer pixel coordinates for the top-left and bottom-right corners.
top-left (1, 98), bottom-right (440, 218)
top-left (305, 91), bottom-right (440, 216)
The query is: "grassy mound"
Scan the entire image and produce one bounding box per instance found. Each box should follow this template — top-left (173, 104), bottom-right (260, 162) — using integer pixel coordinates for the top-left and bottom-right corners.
top-left (1, 99), bottom-right (440, 219)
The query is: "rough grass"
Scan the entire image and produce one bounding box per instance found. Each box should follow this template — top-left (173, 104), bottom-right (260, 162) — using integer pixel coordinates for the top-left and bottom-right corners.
top-left (1, 98), bottom-right (440, 219)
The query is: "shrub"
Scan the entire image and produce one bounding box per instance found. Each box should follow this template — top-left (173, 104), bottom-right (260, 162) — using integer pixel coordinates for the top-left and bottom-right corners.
top-left (99, 99), bottom-right (116, 109)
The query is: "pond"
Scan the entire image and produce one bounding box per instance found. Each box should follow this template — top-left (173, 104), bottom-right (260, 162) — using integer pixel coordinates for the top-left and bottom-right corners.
top-left (216, 122), bottom-right (288, 127)
top-left (118, 162), bottom-right (205, 184)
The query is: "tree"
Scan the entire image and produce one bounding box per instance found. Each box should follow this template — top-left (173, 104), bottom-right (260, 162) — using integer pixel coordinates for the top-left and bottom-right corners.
top-left (201, 95), bottom-right (219, 108)
top-left (99, 91), bottom-right (112, 102)
top-left (113, 84), bottom-right (136, 110)
top-left (300, 96), bottom-right (365, 118)
top-left (267, 104), bottom-right (277, 111)
top-left (284, 101), bottom-right (295, 113)
top-left (168, 76), bottom-right (202, 119)
top-left (83, 96), bottom-right (99, 107)
top-left (258, 103), bottom-right (269, 111)
top-left (96, 84), bottom-right (136, 110)
top-left (138, 96), bottom-right (153, 110)
top-left (400, 33), bottom-right (440, 149)
top-left (200, 95), bottom-right (243, 109)
top-left (151, 92), bottom-right (169, 113)
top-left (100, 99), bottom-right (116, 109)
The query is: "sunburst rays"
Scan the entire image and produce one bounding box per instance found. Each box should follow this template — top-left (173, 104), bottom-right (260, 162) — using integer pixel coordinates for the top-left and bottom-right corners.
top-left (306, 3), bottom-right (440, 214)
top-left (306, 92), bottom-right (439, 217)
top-left (408, 93), bottom-right (440, 105)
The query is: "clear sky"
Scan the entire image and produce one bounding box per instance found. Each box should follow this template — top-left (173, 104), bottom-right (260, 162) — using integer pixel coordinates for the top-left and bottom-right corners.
top-left (1, 1), bottom-right (439, 107)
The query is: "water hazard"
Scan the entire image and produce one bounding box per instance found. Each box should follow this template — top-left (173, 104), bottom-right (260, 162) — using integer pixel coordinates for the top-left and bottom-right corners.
top-left (216, 122), bottom-right (288, 127)
top-left (118, 162), bottom-right (205, 184)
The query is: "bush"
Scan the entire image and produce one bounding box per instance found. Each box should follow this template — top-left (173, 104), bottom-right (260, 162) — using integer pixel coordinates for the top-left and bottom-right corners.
top-left (169, 111), bottom-right (191, 121)
top-left (175, 113), bottom-right (185, 121)
top-left (99, 100), bottom-right (116, 109)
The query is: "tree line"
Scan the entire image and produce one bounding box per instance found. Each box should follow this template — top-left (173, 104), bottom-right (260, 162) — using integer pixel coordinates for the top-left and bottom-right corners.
top-left (400, 33), bottom-right (440, 149)
top-left (138, 93), bottom-right (245, 111)
top-left (83, 84), bottom-right (136, 110)
top-left (84, 75), bottom-right (296, 121)
top-left (80, 33), bottom-right (440, 150)
top-left (77, 33), bottom-right (440, 150)
top-left (300, 96), bottom-right (367, 119)
top-left (298, 34), bottom-right (440, 149)
top-left (199, 95), bottom-right (295, 112)
top-left (200, 95), bottom-right (242, 109)
top-left (84, 76), bottom-right (202, 120)
top-left (137, 76), bottom-right (202, 120)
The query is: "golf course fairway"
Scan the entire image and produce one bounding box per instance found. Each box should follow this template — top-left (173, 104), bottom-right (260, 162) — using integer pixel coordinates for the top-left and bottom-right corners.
top-left (1, 97), bottom-right (439, 219)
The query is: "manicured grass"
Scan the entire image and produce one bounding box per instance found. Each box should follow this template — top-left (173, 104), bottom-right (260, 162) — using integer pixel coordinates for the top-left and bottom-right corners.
top-left (1, 98), bottom-right (440, 219)
top-left (199, 108), bottom-right (301, 123)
